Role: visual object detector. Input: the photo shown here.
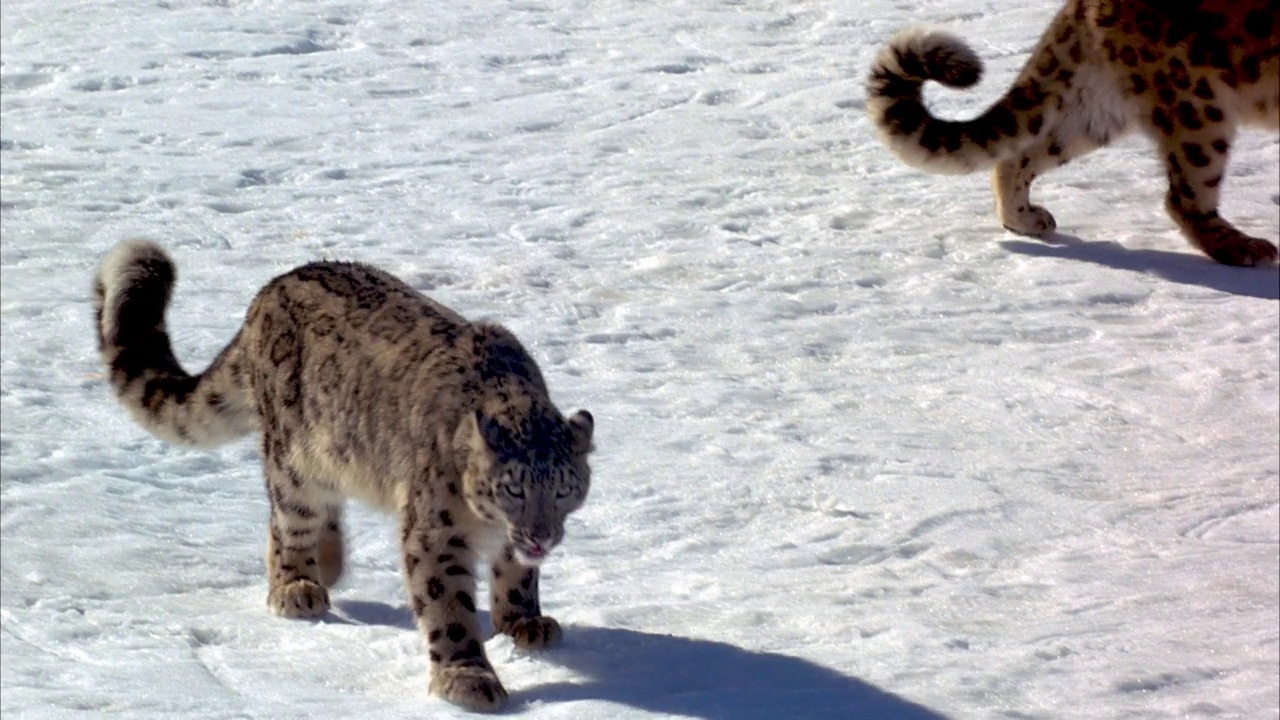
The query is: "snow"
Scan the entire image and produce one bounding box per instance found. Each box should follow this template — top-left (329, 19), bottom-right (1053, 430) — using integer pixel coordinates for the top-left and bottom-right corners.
top-left (2, 0), bottom-right (1277, 718)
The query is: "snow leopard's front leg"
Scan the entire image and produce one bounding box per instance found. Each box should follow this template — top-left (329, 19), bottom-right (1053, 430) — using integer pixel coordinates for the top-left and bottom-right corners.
top-left (490, 544), bottom-right (562, 649)
top-left (400, 494), bottom-right (507, 712)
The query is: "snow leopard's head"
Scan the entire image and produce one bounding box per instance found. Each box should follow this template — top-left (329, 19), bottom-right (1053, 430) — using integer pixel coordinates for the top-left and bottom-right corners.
top-left (456, 401), bottom-right (593, 566)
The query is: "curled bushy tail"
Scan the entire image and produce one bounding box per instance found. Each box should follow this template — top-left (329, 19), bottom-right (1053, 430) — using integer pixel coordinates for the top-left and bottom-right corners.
top-left (866, 28), bottom-right (1047, 174)
top-left (93, 240), bottom-right (257, 447)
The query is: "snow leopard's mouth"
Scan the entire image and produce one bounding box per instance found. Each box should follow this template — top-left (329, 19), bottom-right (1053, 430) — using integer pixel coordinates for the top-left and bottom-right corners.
top-left (513, 541), bottom-right (548, 567)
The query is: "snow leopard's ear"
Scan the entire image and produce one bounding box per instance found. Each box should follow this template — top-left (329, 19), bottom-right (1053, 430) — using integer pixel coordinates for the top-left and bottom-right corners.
top-left (480, 410), bottom-right (514, 456)
top-left (568, 409), bottom-right (594, 456)
top-left (457, 409), bottom-right (505, 465)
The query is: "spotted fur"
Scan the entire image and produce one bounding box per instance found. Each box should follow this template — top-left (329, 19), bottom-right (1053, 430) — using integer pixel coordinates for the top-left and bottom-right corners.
top-left (867, 0), bottom-right (1279, 266)
top-left (93, 240), bottom-right (594, 712)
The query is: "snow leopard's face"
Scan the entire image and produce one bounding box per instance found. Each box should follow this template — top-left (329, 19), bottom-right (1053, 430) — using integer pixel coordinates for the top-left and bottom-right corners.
top-left (460, 407), bottom-right (593, 565)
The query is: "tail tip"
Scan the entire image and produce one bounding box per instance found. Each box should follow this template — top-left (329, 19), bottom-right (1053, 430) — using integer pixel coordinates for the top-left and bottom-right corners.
top-left (881, 27), bottom-right (983, 89)
top-left (95, 239), bottom-right (175, 294)
top-left (94, 239), bottom-right (177, 342)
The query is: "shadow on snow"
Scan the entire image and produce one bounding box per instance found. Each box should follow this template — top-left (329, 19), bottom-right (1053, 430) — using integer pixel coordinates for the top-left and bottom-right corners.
top-left (334, 599), bottom-right (950, 720)
top-left (333, 598), bottom-right (420, 630)
top-left (1001, 235), bottom-right (1279, 300)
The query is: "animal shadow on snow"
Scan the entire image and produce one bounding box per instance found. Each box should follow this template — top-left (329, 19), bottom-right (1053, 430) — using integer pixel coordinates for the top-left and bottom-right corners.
top-left (335, 599), bottom-right (950, 720)
top-left (1001, 234), bottom-right (1280, 300)
top-left (333, 598), bottom-right (420, 629)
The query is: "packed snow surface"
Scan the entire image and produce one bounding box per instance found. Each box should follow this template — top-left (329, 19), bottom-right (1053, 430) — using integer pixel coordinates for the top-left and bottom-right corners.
top-left (2, 1), bottom-right (1277, 718)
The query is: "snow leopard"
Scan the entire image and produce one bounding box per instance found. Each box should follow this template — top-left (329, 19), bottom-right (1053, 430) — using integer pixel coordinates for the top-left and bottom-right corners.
top-left (92, 240), bottom-right (594, 712)
top-left (867, 0), bottom-right (1279, 266)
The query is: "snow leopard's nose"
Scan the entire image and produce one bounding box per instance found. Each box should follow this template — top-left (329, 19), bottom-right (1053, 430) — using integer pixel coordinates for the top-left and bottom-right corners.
top-left (529, 520), bottom-right (552, 545)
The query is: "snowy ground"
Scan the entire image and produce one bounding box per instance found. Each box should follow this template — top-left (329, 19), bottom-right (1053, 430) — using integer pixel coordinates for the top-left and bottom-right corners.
top-left (2, 1), bottom-right (1278, 718)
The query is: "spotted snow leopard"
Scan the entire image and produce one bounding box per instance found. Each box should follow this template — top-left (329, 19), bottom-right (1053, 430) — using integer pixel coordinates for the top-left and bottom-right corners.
top-left (93, 240), bottom-right (594, 711)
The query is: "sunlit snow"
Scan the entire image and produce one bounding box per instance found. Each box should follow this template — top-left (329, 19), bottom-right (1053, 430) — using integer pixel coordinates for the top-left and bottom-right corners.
top-left (2, 1), bottom-right (1277, 718)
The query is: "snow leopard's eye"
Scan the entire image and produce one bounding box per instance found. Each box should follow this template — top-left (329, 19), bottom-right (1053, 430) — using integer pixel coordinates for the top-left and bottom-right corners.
top-left (503, 475), bottom-right (525, 499)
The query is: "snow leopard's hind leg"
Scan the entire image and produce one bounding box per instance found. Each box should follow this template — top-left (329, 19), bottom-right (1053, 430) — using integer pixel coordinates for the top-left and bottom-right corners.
top-left (261, 430), bottom-right (334, 620)
top-left (317, 503), bottom-right (345, 588)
